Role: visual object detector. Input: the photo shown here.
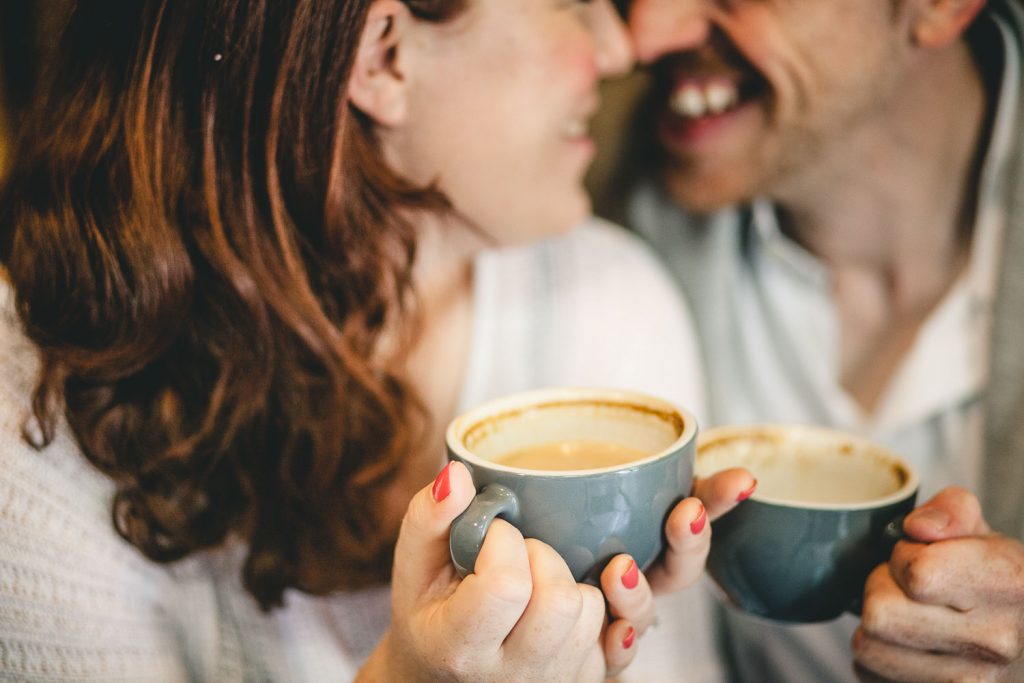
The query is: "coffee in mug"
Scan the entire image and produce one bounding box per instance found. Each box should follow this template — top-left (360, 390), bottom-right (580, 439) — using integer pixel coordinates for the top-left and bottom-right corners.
top-left (493, 440), bottom-right (650, 471)
top-left (696, 424), bottom-right (918, 623)
top-left (446, 387), bottom-right (698, 583)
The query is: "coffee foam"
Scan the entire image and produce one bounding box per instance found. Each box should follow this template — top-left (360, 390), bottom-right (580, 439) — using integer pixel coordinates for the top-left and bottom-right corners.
top-left (697, 428), bottom-right (909, 505)
top-left (466, 401), bottom-right (681, 464)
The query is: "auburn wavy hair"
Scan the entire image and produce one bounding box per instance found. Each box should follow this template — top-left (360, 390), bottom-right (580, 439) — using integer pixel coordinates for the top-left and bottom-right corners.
top-left (0, 0), bottom-right (466, 610)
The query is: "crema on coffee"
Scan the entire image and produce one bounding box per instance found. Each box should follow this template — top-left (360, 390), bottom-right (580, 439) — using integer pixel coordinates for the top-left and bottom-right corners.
top-left (494, 440), bottom-right (649, 471)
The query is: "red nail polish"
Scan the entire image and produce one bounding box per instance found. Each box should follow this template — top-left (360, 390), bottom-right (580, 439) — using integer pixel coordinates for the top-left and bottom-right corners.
top-left (432, 463), bottom-right (452, 502)
top-left (623, 626), bottom-right (635, 649)
top-left (690, 504), bottom-right (707, 535)
top-left (737, 479), bottom-right (758, 502)
top-left (621, 560), bottom-right (639, 589)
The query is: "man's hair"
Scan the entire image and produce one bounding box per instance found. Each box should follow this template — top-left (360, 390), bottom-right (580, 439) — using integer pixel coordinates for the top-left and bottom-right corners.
top-left (0, 0), bottom-right (464, 610)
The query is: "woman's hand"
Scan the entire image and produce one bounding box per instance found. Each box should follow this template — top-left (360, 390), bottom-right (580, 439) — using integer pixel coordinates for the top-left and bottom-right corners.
top-left (595, 468), bottom-right (756, 675)
top-left (359, 461), bottom-right (608, 682)
top-left (853, 487), bottom-right (1024, 682)
top-left (645, 468), bottom-right (756, 595)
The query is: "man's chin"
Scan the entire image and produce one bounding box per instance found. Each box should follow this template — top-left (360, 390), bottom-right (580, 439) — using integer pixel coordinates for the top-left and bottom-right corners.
top-left (662, 169), bottom-right (755, 215)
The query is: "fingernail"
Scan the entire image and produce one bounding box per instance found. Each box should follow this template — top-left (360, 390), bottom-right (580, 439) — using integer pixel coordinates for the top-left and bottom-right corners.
top-left (621, 559), bottom-right (639, 589)
top-left (737, 479), bottom-right (758, 502)
top-left (690, 504), bottom-right (707, 535)
top-left (909, 508), bottom-right (949, 532)
top-left (623, 626), bottom-right (636, 649)
top-left (431, 462), bottom-right (452, 502)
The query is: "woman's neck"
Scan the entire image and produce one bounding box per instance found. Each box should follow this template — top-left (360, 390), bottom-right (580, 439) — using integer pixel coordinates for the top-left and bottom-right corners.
top-left (378, 213), bottom-right (478, 530)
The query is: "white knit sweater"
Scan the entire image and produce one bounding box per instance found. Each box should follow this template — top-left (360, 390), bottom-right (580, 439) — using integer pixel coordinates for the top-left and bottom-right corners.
top-left (0, 218), bottom-right (721, 682)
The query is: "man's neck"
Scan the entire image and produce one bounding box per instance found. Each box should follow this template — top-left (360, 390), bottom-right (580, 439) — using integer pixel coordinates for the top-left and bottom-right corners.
top-left (768, 39), bottom-right (995, 412)
top-left (772, 40), bottom-right (989, 289)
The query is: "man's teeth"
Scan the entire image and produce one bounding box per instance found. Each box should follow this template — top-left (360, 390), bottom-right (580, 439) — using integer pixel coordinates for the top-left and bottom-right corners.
top-left (670, 81), bottom-right (739, 119)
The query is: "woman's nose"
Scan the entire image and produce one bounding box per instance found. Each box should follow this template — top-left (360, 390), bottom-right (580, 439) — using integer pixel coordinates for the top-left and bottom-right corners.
top-left (628, 0), bottom-right (711, 64)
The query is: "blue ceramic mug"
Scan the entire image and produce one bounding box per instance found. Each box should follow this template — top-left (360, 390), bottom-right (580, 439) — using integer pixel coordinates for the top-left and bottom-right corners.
top-left (446, 387), bottom-right (698, 584)
top-left (697, 424), bottom-right (919, 623)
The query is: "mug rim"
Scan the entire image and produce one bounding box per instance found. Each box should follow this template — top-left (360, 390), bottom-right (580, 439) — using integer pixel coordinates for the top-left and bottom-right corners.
top-left (697, 423), bottom-right (920, 511)
top-left (447, 386), bottom-right (698, 478)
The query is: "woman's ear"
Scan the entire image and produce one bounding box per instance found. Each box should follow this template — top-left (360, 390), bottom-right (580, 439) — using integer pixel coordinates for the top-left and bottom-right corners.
top-left (911, 0), bottom-right (986, 49)
top-left (348, 0), bottom-right (413, 126)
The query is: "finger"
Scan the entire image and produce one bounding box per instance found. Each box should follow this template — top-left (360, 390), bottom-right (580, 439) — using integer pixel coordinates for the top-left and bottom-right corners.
top-left (601, 554), bottom-right (656, 634)
top-left (902, 487), bottom-right (989, 542)
top-left (853, 627), bottom-right (1003, 683)
top-left (443, 519), bottom-right (533, 653)
top-left (887, 535), bottom-right (1023, 611)
top-left (502, 538), bottom-right (585, 663)
top-left (645, 496), bottom-right (710, 594)
top-left (602, 618), bottom-right (638, 678)
top-left (557, 584), bottom-right (609, 683)
top-left (861, 560), bottom-right (1022, 663)
top-left (392, 461), bottom-right (477, 602)
top-left (692, 468), bottom-right (756, 521)
top-left (575, 585), bottom-right (610, 660)
top-left (576, 640), bottom-right (608, 683)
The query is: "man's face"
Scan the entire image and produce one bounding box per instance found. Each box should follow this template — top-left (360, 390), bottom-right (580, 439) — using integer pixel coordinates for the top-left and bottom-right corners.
top-left (626, 0), bottom-right (913, 212)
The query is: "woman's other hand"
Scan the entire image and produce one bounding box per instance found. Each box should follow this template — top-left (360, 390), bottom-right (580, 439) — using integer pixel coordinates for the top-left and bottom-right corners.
top-left (359, 461), bottom-right (608, 682)
top-left (641, 468), bottom-right (756, 595)
top-left (595, 468), bottom-right (755, 675)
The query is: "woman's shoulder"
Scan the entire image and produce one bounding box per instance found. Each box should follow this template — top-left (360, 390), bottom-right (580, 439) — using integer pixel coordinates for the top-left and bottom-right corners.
top-left (536, 216), bottom-right (694, 322)
top-left (546, 215), bottom-right (670, 272)
top-left (0, 280), bottom-right (203, 676)
top-left (483, 216), bottom-right (685, 304)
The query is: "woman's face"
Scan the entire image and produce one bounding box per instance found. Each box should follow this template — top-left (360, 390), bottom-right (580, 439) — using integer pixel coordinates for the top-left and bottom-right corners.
top-left (385, 0), bottom-right (633, 246)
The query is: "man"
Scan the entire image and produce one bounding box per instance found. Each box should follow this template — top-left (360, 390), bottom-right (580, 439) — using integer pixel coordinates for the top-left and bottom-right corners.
top-left (600, 0), bottom-right (1024, 681)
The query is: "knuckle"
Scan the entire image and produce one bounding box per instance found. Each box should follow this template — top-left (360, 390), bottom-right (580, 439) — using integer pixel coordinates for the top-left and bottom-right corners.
top-left (579, 584), bottom-right (607, 622)
top-left (523, 536), bottom-right (555, 558)
top-left (484, 565), bottom-right (533, 607)
top-left (975, 624), bottom-right (1022, 664)
top-left (858, 597), bottom-right (890, 637)
top-left (864, 563), bottom-right (889, 593)
top-left (435, 649), bottom-right (473, 679)
top-left (539, 583), bottom-right (585, 622)
top-left (901, 553), bottom-right (940, 601)
top-left (850, 628), bottom-right (869, 658)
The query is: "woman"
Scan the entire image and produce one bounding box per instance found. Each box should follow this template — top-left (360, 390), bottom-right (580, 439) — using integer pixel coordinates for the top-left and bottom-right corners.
top-left (0, 0), bottom-right (752, 679)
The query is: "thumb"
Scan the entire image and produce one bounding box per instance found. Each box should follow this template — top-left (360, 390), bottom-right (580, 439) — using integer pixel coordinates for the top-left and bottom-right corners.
top-left (392, 461), bottom-right (477, 602)
top-left (902, 486), bottom-right (990, 542)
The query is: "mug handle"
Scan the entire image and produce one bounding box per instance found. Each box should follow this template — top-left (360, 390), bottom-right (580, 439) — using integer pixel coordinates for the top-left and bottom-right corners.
top-left (848, 514), bottom-right (908, 616)
top-left (449, 484), bottom-right (521, 577)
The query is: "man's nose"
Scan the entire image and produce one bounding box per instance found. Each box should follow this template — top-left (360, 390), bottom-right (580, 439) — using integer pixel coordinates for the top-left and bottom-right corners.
top-left (594, 0), bottom-right (636, 78)
top-left (628, 0), bottom-right (711, 64)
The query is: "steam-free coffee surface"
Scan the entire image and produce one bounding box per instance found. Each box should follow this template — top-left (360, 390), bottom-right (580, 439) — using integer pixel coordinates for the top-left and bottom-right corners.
top-left (699, 434), bottom-right (908, 504)
top-left (494, 440), bottom-right (648, 471)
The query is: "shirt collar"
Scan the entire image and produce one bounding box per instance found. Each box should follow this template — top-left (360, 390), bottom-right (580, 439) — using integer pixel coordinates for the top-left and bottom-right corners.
top-left (748, 197), bottom-right (830, 290)
top-left (966, 9), bottom-right (1020, 309)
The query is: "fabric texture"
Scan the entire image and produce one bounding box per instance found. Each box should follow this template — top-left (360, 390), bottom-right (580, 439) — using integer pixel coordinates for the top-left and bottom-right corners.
top-left (617, 3), bottom-right (1024, 682)
top-left (0, 217), bottom-right (718, 681)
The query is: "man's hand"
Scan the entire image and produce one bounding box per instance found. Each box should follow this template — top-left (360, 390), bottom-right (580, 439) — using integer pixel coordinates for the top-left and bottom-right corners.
top-left (853, 487), bottom-right (1024, 682)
